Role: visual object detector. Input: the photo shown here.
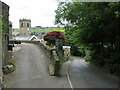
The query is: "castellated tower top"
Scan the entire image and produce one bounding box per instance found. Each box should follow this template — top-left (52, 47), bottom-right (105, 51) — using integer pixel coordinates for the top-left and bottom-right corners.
top-left (19, 18), bottom-right (31, 36)
top-left (19, 18), bottom-right (31, 22)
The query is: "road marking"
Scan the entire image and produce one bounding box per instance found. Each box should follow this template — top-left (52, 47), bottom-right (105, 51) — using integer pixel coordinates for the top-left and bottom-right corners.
top-left (67, 62), bottom-right (74, 90)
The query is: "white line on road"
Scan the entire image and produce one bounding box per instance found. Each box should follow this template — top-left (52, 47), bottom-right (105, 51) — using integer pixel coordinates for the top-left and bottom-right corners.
top-left (67, 62), bottom-right (74, 90)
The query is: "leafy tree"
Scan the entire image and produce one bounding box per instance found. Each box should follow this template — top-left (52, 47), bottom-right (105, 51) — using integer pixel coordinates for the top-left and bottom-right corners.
top-left (43, 31), bottom-right (66, 45)
top-left (55, 2), bottom-right (120, 76)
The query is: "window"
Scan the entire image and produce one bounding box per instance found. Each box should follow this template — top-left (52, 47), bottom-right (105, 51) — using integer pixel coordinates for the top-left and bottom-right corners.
top-left (27, 23), bottom-right (29, 27)
top-left (21, 23), bottom-right (23, 27)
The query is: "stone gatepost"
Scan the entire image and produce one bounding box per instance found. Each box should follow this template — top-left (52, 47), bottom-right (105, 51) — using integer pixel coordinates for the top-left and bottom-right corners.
top-left (55, 39), bottom-right (63, 50)
top-left (54, 39), bottom-right (64, 76)
top-left (55, 39), bottom-right (64, 62)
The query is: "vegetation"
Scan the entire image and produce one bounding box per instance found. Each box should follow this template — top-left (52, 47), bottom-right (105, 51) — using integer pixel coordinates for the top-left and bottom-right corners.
top-left (43, 31), bottom-right (66, 46)
top-left (0, 15), bottom-right (2, 44)
top-left (55, 2), bottom-right (120, 76)
top-left (31, 27), bottom-right (65, 33)
top-left (13, 27), bottom-right (65, 37)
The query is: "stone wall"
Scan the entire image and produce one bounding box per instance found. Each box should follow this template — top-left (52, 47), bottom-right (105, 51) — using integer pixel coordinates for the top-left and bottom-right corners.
top-left (20, 40), bottom-right (60, 76)
top-left (11, 40), bottom-right (71, 76)
top-left (63, 46), bottom-right (71, 61)
top-left (38, 41), bottom-right (60, 76)
top-left (0, 1), bottom-right (9, 88)
top-left (0, 1), bottom-right (3, 89)
top-left (1, 1), bottom-right (9, 66)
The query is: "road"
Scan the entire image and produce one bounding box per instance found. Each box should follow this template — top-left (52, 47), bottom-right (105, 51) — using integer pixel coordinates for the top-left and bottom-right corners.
top-left (5, 43), bottom-right (69, 88)
top-left (4, 43), bottom-right (119, 89)
top-left (67, 57), bottom-right (119, 88)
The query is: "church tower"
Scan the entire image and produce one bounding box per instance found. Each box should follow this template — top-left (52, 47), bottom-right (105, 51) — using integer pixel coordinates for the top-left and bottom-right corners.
top-left (19, 18), bottom-right (31, 36)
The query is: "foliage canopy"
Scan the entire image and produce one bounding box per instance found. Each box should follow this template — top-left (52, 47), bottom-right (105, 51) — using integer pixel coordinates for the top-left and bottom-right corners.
top-left (55, 2), bottom-right (120, 76)
top-left (43, 31), bottom-right (66, 45)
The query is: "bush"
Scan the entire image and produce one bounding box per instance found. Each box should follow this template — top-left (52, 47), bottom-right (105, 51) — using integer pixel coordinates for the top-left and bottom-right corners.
top-left (43, 31), bottom-right (66, 45)
top-left (104, 52), bottom-right (120, 76)
top-left (89, 47), bottom-right (119, 77)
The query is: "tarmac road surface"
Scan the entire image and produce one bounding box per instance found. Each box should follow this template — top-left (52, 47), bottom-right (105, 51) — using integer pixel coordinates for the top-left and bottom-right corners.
top-left (4, 43), bottom-right (119, 89)
top-left (67, 57), bottom-right (119, 88)
top-left (5, 43), bottom-right (70, 88)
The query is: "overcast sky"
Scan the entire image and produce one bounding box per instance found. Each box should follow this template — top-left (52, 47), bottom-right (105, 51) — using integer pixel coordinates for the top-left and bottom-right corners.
top-left (1, 0), bottom-right (60, 28)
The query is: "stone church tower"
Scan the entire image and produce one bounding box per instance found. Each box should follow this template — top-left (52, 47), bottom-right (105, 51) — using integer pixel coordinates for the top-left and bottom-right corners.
top-left (19, 18), bottom-right (31, 36)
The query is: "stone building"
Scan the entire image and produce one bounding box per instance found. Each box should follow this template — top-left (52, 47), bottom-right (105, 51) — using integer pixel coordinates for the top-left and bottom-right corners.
top-left (19, 19), bottom-right (31, 36)
top-left (0, 1), bottom-right (10, 88)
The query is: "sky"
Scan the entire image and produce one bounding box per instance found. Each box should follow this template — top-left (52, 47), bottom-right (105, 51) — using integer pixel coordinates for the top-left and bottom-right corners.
top-left (2, 0), bottom-right (119, 29)
top-left (1, 0), bottom-right (60, 28)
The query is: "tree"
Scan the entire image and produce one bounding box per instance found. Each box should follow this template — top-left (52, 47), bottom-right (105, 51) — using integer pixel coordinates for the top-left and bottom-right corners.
top-left (43, 31), bottom-right (66, 45)
top-left (55, 2), bottom-right (120, 76)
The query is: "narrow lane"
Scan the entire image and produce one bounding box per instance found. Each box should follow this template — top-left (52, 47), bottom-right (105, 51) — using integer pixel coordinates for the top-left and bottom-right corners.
top-left (5, 43), bottom-right (70, 88)
top-left (5, 43), bottom-right (119, 88)
top-left (68, 57), bottom-right (119, 88)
